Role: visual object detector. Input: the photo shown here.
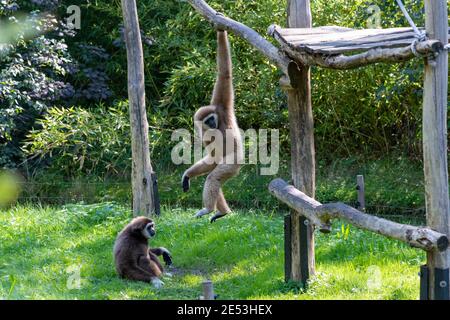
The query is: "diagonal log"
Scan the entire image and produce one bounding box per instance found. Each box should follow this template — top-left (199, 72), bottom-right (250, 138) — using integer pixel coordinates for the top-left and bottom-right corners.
top-left (187, 0), bottom-right (290, 75)
top-left (269, 178), bottom-right (449, 252)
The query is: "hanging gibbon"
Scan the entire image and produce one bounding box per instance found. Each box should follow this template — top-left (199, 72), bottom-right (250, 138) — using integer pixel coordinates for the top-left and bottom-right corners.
top-left (113, 216), bottom-right (172, 288)
top-left (182, 29), bottom-right (243, 223)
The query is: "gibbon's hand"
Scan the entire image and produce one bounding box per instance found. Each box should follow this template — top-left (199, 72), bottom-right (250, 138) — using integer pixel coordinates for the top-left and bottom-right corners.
top-left (162, 250), bottom-right (173, 266)
top-left (182, 173), bottom-right (190, 192)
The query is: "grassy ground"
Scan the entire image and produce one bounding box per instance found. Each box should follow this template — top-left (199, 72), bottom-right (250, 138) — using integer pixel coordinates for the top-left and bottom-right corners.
top-left (0, 203), bottom-right (424, 300)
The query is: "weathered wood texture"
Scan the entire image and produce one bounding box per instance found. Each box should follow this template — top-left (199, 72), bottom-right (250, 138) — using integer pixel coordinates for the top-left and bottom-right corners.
top-left (269, 25), bottom-right (447, 69)
top-left (121, 0), bottom-right (156, 216)
top-left (285, 0), bottom-right (315, 285)
top-left (187, 0), bottom-right (289, 75)
top-left (269, 179), bottom-right (449, 252)
top-left (423, 0), bottom-right (450, 300)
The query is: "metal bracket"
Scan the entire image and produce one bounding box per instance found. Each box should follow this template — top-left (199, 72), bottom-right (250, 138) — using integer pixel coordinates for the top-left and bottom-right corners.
top-left (419, 265), bottom-right (449, 300)
top-left (419, 265), bottom-right (429, 300)
top-left (284, 215), bottom-right (292, 283)
top-left (151, 172), bottom-right (161, 216)
top-left (434, 268), bottom-right (450, 300)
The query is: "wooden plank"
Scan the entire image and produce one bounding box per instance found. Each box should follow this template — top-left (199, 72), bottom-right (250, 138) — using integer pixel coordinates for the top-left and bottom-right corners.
top-left (423, 0), bottom-right (450, 300)
top-left (285, 0), bottom-right (315, 285)
top-left (275, 26), bottom-right (450, 55)
top-left (121, 0), bottom-right (156, 216)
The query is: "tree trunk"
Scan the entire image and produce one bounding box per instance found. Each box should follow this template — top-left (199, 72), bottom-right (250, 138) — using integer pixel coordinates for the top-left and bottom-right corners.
top-left (121, 0), bottom-right (156, 216)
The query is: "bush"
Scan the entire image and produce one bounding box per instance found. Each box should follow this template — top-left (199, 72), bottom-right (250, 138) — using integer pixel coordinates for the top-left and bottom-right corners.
top-left (23, 102), bottom-right (131, 178)
top-left (0, 1), bottom-right (112, 167)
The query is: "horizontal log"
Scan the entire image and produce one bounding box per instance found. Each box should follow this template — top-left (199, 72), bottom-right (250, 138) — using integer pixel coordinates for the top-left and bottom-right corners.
top-left (269, 178), bottom-right (449, 252)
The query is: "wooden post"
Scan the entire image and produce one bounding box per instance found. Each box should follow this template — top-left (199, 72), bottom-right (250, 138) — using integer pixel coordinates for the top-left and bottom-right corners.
top-left (201, 280), bottom-right (215, 300)
top-left (121, 0), bottom-right (157, 216)
top-left (283, 0), bottom-right (315, 285)
top-left (423, 0), bottom-right (450, 300)
top-left (356, 175), bottom-right (365, 212)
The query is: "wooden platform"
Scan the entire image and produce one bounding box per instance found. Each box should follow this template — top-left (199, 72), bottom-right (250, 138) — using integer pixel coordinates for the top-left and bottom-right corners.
top-left (270, 26), bottom-right (450, 55)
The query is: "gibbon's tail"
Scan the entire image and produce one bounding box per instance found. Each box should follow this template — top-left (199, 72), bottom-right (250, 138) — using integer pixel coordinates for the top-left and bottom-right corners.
top-left (210, 30), bottom-right (233, 109)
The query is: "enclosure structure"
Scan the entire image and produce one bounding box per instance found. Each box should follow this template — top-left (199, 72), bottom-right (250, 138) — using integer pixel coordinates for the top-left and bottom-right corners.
top-left (188, 0), bottom-right (450, 299)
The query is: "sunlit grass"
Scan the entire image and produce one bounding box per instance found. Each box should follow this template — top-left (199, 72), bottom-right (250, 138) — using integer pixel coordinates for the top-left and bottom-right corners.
top-left (0, 203), bottom-right (424, 300)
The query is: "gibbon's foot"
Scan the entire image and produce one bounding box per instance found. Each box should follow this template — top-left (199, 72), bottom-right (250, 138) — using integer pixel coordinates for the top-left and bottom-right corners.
top-left (182, 174), bottom-right (190, 192)
top-left (161, 248), bottom-right (173, 266)
top-left (194, 208), bottom-right (213, 219)
top-left (151, 277), bottom-right (164, 289)
top-left (210, 212), bottom-right (228, 223)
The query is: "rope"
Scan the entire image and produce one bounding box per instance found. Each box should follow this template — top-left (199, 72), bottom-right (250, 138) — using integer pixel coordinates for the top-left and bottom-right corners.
top-left (395, 0), bottom-right (426, 41)
top-left (395, 0), bottom-right (427, 57)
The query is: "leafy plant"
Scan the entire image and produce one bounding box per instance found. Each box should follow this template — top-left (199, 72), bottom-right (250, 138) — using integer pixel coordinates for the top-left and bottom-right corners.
top-left (23, 101), bottom-right (131, 178)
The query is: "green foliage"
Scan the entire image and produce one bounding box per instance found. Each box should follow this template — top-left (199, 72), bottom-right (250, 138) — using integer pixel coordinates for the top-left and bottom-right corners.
top-left (23, 102), bottom-right (131, 178)
top-left (0, 203), bottom-right (423, 299)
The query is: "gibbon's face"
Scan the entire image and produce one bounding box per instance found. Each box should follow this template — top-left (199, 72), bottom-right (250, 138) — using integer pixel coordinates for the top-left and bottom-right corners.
top-left (202, 113), bottom-right (218, 130)
top-left (142, 220), bottom-right (156, 239)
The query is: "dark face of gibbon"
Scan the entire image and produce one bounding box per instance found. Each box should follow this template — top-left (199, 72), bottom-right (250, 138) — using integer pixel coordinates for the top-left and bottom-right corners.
top-left (202, 113), bottom-right (218, 130)
top-left (131, 217), bottom-right (156, 239)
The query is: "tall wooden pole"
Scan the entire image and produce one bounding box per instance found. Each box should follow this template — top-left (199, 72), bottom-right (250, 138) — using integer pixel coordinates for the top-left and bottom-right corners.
top-left (423, 0), bottom-right (449, 300)
top-left (283, 0), bottom-right (315, 285)
top-left (121, 0), bottom-right (156, 216)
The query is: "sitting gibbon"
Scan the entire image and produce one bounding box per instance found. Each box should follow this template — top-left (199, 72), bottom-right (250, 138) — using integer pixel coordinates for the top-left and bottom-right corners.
top-left (182, 30), bottom-right (243, 223)
top-left (113, 216), bottom-right (172, 288)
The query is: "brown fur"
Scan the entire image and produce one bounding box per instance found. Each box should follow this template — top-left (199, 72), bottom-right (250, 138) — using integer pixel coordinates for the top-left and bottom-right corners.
top-left (113, 217), bottom-right (166, 282)
top-left (183, 30), bottom-right (243, 221)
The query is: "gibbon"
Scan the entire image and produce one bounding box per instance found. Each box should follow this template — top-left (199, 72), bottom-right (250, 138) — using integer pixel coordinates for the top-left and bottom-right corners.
top-left (182, 30), bottom-right (243, 223)
top-left (113, 216), bottom-right (172, 288)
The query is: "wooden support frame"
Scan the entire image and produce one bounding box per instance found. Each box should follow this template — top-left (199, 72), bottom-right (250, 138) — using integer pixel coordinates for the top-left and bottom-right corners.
top-left (269, 178), bottom-right (449, 252)
top-left (422, 0), bottom-right (450, 300)
top-left (187, 0), bottom-right (450, 299)
top-left (282, 0), bottom-right (316, 286)
top-left (121, 0), bottom-right (158, 216)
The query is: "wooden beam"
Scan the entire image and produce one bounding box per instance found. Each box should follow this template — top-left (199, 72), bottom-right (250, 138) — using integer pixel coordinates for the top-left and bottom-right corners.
top-left (186, 0), bottom-right (289, 75)
top-left (121, 0), bottom-right (156, 216)
top-left (284, 0), bottom-right (315, 285)
top-left (423, 0), bottom-right (450, 300)
top-left (269, 179), bottom-right (449, 252)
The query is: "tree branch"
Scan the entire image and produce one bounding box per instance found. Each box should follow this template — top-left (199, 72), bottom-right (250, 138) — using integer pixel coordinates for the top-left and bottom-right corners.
top-left (187, 0), bottom-right (289, 75)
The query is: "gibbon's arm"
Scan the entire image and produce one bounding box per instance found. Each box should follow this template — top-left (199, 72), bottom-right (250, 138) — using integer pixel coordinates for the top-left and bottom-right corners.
top-left (210, 30), bottom-right (233, 109)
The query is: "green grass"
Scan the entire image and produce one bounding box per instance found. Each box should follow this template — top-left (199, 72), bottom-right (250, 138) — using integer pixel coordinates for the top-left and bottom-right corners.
top-left (0, 203), bottom-right (424, 300)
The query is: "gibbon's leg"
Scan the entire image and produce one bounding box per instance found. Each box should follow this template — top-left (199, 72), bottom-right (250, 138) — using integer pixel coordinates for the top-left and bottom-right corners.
top-left (195, 163), bottom-right (239, 220)
top-left (137, 255), bottom-right (162, 278)
top-left (182, 157), bottom-right (217, 192)
top-left (136, 255), bottom-right (164, 288)
top-left (148, 251), bottom-right (164, 273)
top-left (210, 189), bottom-right (231, 223)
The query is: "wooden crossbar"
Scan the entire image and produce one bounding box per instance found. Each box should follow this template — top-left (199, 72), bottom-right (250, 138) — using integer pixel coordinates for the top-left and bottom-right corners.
top-left (269, 178), bottom-right (449, 252)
